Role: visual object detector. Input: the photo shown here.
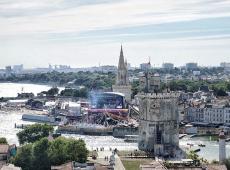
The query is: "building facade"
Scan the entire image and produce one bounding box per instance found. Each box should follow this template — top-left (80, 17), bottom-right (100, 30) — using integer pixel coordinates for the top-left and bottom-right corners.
top-left (185, 105), bottom-right (230, 125)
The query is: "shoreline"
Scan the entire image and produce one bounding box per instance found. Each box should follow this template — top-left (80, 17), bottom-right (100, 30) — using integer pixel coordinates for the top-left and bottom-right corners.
top-left (0, 81), bottom-right (65, 87)
top-left (0, 107), bottom-right (48, 115)
top-left (0, 82), bottom-right (65, 98)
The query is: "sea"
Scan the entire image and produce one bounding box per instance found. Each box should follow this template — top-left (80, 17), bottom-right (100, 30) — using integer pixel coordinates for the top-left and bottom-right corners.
top-left (0, 83), bottom-right (230, 161)
top-left (0, 82), bottom-right (56, 97)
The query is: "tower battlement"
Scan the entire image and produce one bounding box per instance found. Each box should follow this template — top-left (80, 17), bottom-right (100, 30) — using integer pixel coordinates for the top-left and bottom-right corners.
top-left (137, 92), bottom-right (180, 99)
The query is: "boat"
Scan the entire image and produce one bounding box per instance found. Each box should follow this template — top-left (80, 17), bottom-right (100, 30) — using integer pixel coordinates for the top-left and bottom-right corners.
top-left (198, 143), bottom-right (206, 147)
top-left (194, 148), bottom-right (201, 153)
top-left (124, 135), bottom-right (139, 143)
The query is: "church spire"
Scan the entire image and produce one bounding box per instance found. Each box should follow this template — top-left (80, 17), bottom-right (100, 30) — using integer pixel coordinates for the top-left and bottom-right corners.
top-left (116, 45), bottom-right (128, 85)
top-left (120, 45), bottom-right (123, 57)
top-left (118, 45), bottom-right (126, 70)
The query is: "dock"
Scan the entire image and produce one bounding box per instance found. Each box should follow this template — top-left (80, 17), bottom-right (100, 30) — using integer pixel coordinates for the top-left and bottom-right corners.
top-left (57, 124), bottom-right (113, 135)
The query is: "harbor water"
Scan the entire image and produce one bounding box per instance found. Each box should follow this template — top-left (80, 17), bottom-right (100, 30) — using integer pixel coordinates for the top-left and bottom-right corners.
top-left (1, 110), bottom-right (230, 161)
top-left (0, 83), bottom-right (230, 161)
top-left (0, 111), bottom-right (138, 150)
top-left (0, 82), bottom-right (63, 97)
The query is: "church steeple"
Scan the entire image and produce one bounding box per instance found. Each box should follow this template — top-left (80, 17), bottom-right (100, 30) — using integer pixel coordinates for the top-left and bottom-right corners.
top-left (118, 45), bottom-right (126, 70)
top-left (116, 45), bottom-right (128, 86)
top-left (112, 45), bottom-right (132, 102)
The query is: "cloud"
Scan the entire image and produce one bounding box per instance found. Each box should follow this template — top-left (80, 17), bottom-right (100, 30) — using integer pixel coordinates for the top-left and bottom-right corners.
top-left (1, 0), bottom-right (230, 36)
top-left (0, 0), bottom-right (230, 68)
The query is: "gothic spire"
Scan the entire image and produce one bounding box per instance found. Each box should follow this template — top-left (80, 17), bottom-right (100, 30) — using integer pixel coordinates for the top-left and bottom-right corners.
top-left (118, 45), bottom-right (126, 70)
top-left (116, 45), bottom-right (128, 85)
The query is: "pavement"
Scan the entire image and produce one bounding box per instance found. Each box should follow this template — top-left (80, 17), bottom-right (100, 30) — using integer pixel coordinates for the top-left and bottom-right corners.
top-left (88, 150), bottom-right (125, 170)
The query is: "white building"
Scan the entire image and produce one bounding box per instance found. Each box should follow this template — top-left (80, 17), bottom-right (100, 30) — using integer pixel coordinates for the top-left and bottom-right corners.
top-left (204, 106), bottom-right (225, 124)
top-left (186, 104), bottom-right (230, 125)
top-left (186, 107), bottom-right (204, 122)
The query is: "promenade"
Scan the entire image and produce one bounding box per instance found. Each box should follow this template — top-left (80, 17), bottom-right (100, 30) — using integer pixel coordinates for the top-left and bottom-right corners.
top-left (88, 149), bottom-right (125, 170)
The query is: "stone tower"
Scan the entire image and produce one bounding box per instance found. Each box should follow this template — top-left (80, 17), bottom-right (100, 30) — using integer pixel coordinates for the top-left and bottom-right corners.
top-left (137, 92), bottom-right (180, 156)
top-left (219, 130), bottom-right (226, 163)
top-left (112, 45), bottom-right (132, 101)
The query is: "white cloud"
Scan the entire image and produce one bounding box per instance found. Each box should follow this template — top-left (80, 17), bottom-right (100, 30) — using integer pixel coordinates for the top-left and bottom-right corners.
top-left (1, 0), bottom-right (230, 36)
top-left (0, 0), bottom-right (230, 68)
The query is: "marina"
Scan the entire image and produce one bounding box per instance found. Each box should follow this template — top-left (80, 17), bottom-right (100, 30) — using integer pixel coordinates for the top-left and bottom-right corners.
top-left (0, 110), bottom-right (230, 161)
top-left (0, 83), bottom-right (230, 162)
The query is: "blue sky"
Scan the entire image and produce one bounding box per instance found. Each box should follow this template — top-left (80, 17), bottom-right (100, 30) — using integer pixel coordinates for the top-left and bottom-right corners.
top-left (1, 0), bottom-right (230, 68)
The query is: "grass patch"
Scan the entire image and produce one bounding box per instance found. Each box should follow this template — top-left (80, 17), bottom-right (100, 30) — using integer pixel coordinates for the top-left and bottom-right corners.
top-left (121, 159), bottom-right (152, 170)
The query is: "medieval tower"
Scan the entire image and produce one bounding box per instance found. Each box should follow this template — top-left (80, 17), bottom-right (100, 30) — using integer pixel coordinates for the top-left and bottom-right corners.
top-left (137, 67), bottom-right (181, 157)
top-left (137, 93), bottom-right (180, 156)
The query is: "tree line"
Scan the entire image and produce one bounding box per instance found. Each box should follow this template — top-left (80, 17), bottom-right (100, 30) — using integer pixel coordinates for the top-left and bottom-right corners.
top-left (167, 80), bottom-right (230, 96)
top-left (0, 71), bottom-right (116, 90)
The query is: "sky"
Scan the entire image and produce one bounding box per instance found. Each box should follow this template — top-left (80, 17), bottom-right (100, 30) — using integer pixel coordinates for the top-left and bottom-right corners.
top-left (1, 0), bottom-right (230, 68)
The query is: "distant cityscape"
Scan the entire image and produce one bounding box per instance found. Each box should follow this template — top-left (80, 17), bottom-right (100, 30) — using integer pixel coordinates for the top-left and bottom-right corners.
top-left (1, 61), bottom-right (230, 75)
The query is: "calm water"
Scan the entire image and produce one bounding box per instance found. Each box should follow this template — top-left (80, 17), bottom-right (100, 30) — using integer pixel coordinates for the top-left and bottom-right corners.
top-left (0, 82), bottom-right (63, 97)
top-left (0, 111), bottom-right (34, 145)
top-left (180, 136), bottom-right (230, 161)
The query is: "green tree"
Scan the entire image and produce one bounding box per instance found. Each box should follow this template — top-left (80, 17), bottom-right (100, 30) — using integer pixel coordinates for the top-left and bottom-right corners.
top-left (17, 124), bottom-right (53, 145)
top-left (48, 137), bottom-right (68, 166)
top-left (131, 81), bottom-right (139, 98)
top-left (47, 87), bottom-right (59, 96)
top-left (33, 138), bottom-right (50, 170)
top-left (66, 139), bottom-right (88, 163)
top-left (0, 137), bottom-right (8, 144)
top-left (187, 150), bottom-right (199, 161)
top-left (14, 144), bottom-right (33, 170)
